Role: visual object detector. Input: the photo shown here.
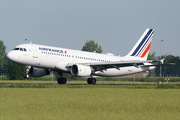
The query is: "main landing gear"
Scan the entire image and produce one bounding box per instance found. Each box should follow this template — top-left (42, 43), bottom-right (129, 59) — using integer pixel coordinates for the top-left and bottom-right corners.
top-left (57, 77), bottom-right (96, 85)
top-left (87, 78), bottom-right (96, 85)
top-left (57, 72), bottom-right (96, 85)
top-left (57, 78), bottom-right (67, 84)
top-left (57, 72), bottom-right (67, 84)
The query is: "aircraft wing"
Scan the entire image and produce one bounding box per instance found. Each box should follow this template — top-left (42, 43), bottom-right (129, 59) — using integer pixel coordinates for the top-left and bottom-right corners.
top-left (142, 63), bottom-right (175, 67)
top-left (67, 60), bottom-right (153, 71)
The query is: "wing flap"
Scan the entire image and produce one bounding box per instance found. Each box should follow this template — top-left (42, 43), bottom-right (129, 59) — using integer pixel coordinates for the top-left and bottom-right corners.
top-left (66, 60), bottom-right (153, 71)
top-left (88, 60), bottom-right (152, 66)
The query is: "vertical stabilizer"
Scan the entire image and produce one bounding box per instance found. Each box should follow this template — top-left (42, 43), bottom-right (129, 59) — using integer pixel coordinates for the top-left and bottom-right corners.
top-left (126, 28), bottom-right (154, 60)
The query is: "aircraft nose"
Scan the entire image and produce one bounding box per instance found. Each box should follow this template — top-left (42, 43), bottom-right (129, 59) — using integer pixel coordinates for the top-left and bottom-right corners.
top-left (7, 51), bottom-right (15, 61)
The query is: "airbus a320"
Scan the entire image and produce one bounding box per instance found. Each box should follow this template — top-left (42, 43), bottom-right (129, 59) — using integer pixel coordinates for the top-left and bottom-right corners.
top-left (7, 28), bottom-right (156, 84)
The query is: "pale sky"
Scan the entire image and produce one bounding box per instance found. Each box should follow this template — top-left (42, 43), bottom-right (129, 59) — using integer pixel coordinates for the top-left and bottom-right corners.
top-left (1, 0), bottom-right (180, 57)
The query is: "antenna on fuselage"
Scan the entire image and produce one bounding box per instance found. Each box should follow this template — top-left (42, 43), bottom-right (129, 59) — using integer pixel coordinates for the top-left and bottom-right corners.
top-left (23, 39), bottom-right (27, 43)
top-left (30, 41), bottom-right (32, 44)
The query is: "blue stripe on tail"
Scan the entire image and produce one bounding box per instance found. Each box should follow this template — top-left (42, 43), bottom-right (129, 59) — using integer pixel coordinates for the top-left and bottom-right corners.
top-left (135, 31), bottom-right (154, 57)
top-left (131, 29), bottom-right (153, 56)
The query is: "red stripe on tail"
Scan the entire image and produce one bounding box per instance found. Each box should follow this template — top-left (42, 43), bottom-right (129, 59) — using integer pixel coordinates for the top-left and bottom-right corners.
top-left (140, 42), bottom-right (151, 58)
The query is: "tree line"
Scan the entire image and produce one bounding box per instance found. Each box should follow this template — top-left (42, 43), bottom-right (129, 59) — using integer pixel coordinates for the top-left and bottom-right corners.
top-left (0, 40), bottom-right (179, 80)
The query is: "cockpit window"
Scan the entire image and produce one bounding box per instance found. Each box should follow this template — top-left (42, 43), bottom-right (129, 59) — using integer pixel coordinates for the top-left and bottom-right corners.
top-left (23, 48), bottom-right (27, 51)
top-left (13, 47), bottom-right (27, 52)
top-left (14, 48), bottom-right (20, 50)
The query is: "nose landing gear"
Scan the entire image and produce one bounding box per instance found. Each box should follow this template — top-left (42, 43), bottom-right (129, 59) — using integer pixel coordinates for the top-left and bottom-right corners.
top-left (24, 66), bottom-right (31, 78)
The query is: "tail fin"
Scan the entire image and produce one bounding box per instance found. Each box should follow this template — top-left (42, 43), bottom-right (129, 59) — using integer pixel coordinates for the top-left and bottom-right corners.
top-left (126, 28), bottom-right (154, 60)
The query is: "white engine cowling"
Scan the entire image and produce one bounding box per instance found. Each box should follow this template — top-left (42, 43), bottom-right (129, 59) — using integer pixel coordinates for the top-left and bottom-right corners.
top-left (28, 67), bottom-right (50, 77)
top-left (71, 64), bottom-right (92, 77)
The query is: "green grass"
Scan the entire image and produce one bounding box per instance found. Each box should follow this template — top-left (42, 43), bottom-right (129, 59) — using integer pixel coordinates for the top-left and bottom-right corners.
top-left (0, 88), bottom-right (180, 120)
top-left (0, 80), bottom-right (180, 89)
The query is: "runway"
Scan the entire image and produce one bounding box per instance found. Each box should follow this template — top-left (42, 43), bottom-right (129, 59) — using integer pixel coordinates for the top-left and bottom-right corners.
top-left (0, 83), bottom-right (180, 86)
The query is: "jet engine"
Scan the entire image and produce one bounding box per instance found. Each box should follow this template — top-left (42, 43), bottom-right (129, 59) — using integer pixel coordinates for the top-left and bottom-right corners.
top-left (27, 67), bottom-right (50, 77)
top-left (70, 64), bottom-right (92, 77)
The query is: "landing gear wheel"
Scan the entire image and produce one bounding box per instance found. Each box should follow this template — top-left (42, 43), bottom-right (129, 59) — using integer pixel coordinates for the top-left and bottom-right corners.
top-left (23, 74), bottom-right (29, 78)
top-left (91, 78), bottom-right (96, 85)
top-left (58, 78), bottom-right (67, 84)
top-left (57, 78), bottom-right (62, 84)
top-left (87, 78), bottom-right (92, 84)
top-left (61, 78), bottom-right (67, 84)
top-left (87, 78), bottom-right (96, 85)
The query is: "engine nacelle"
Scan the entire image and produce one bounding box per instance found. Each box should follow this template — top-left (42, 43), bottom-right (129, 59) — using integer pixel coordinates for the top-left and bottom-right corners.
top-left (70, 64), bottom-right (92, 77)
top-left (28, 67), bottom-right (50, 77)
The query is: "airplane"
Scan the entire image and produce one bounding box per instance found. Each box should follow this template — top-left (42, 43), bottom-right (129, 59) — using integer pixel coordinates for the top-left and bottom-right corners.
top-left (7, 28), bottom-right (156, 84)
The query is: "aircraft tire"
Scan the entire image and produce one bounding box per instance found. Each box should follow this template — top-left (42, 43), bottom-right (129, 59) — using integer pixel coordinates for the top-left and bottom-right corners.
top-left (87, 78), bottom-right (92, 84)
top-left (57, 78), bottom-right (62, 84)
top-left (91, 78), bottom-right (96, 85)
top-left (62, 78), bottom-right (67, 84)
top-left (57, 78), bottom-right (67, 84)
top-left (23, 74), bottom-right (29, 78)
top-left (87, 78), bottom-right (96, 84)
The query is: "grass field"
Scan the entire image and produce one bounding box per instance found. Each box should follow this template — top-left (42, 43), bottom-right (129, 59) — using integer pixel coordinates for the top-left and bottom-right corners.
top-left (0, 88), bottom-right (180, 120)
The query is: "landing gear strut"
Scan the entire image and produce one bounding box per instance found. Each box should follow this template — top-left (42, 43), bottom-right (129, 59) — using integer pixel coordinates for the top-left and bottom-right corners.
top-left (24, 66), bottom-right (31, 78)
top-left (57, 72), bottom-right (67, 84)
top-left (87, 78), bottom-right (96, 85)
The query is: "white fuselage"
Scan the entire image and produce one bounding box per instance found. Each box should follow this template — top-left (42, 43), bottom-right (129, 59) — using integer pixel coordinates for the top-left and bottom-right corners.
top-left (7, 43), bottom-right (155, 77)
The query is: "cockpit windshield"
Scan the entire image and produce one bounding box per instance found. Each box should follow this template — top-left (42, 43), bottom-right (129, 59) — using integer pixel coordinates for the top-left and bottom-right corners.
top-left (14, 48), bottom-right (20, 50)
top-left (13, 47), bottom-right (27, 52)
top-left (23, 48), bottom-right (27, 51)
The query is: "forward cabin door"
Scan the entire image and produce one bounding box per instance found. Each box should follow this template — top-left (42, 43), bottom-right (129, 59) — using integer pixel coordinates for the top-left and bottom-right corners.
top-left (32, 46), bottom-right (38, 58)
